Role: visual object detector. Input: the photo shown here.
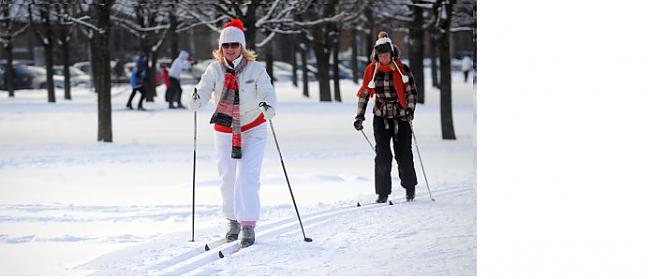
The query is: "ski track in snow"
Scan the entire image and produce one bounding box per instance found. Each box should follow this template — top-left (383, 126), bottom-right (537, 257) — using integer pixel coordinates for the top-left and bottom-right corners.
top-left (72, 182), bottom-right (475, 276)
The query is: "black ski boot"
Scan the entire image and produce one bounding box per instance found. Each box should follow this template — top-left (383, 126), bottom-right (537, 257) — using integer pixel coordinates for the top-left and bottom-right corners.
top-left (240, 226), bottom-right (255, 248)
top-left (406, 188), bottom-right (415, 202)
top-left (376, 195), bottom-right (388, 203)
top-left (225, 219), bottom-right (241, 242)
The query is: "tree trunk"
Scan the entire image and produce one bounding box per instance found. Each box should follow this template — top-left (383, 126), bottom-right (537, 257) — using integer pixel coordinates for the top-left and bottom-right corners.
top-left (351, 29), bottom-right (359, 84)
top-left (169, 1), bottom-right (179, 57)
top-left (93, 0), bottom-right (114, 142)
top-left (332, 31), bottom-right (341, 102)
top-left (1, 4), bottom-right (15, 97)
top-left (430, 31), bottom-right (439, 88)
top-left (61, 27), bottom-right (71, 100)
top-left (41, 7), bottom-right (56, 103)
top-left (364, 6), bottom-right (374, 59)
top-left (312, 32), bottom-right (331, 102)
top-left (242, 0), bottom-right (258, 52)
top-left (291, 36), bottom-right (298, 87)
top-left (439, 3), bottom-right (456, 140)
top-left (409, 5), bottom-right (425, 104)
top-left (299, 39), bottom-right (309, 97)
top-left (145, 53), bottom-right (158, 102)
top-left (265, 35), bottom-right (274, 85)
top-left (4, 41), bottom-right (15, 97)
top-left (472, 4), bottom-right (477, 84)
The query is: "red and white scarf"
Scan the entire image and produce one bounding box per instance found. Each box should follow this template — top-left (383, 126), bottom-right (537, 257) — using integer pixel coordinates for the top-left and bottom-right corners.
top-left (357, 59), bottom-right (408, 108)
top-left (209, 58), bottom-right (248, 159)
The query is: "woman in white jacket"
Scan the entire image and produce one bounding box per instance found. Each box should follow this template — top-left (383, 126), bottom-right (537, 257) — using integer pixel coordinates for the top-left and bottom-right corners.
top-left (189, 18), bottom-right (276, 248)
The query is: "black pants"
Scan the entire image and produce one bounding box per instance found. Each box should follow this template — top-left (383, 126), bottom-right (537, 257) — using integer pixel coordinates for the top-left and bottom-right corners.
top-left (373, 116), bottom-right (417, 196)
top-left (127, 87), bottom-right (145, 108)
top-left (169, 77), bottom-right (182, 105)
top-left (464, 71), bottom-right (469, 83)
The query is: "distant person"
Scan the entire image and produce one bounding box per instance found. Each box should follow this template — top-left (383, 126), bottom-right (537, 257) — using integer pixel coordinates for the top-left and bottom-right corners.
top-left (161, 63), bottom-right (172, 106)
top-left (189, 18), bottom-right (277, 248)
top-left (168, 50), bottom-right (195, 109)
top-left (354, 31), bottom-right (418, 203)
top-left (462, 55), bottom-right (473, 83)
top-left (126, 56), bottom-right (147, 111)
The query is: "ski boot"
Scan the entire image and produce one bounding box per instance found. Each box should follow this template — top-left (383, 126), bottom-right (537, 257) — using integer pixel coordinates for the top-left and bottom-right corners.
top-left (240, 226), bottom-right (255, 248)
top-left (225, 219), bottom-right (241, 242)
top-left (406, 188), bottom-right (415, 202)
top-left (376, 195), bottom-right (388, 203)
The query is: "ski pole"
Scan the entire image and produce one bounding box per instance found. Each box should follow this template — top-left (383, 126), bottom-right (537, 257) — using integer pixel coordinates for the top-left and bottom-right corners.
top-left (359, 129), bottom-right (376, 154)
top-left (261, 103), bottom-right (312, 243)
top-left (409, 121), bottom-right (435, 202)
top-left (191, 90), bottom-right (198, 242)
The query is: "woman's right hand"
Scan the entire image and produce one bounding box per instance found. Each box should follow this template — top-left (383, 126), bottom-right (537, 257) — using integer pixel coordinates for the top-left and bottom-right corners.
top-left (189, 88), bottom-right (202, 111)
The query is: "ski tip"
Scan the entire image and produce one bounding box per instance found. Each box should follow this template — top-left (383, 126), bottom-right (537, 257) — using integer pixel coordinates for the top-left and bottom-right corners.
top-left (218, 251), bottom-right (224, 258)
top-left (356, 202), bottom-right (361, 207)
top-left (389, 200), bottom-right (394, 205)
top-left (204, 244), bottom-right (210, 251)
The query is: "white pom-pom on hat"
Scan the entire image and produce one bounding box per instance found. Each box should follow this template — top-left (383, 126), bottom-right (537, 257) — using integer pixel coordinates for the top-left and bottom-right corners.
top-left (402, 75), bottom-right (409, 83)
top-left (368, 81), bottom-right (376, 89)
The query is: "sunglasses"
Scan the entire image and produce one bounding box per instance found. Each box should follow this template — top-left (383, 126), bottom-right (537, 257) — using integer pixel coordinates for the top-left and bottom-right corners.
top-left (221, 43), bottom-right (240, 49)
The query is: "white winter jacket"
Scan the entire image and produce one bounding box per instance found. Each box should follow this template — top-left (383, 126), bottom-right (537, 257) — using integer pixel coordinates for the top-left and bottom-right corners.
top-left (191, 58), bottom-right (277, 126)
top-left (170, 50), bottom-right (192, 79)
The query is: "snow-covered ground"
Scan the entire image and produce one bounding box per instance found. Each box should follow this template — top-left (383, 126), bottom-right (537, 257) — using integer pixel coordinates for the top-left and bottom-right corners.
top-left (0, 71), bottom-right (476, 275)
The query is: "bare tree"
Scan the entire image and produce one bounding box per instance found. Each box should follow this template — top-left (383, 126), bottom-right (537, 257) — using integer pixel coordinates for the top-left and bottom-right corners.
top-left (112, 0), bottom-right (171, 101)
top-left (58, 0), bottom-right (116, 141)
top-left (428, 7), bottom-right (440, 89)
top-left (91, 0), bottom-right (116, 142)
top-left (53, 3), bottom-right (76, 100)
top-left (332, 23), bottom-right (341, 102)
top-left (436, 0), bottom-right (456, 140)
top-left (1, 1), bottom-right (30, 98)
top-left (167, 0), bottom-right (179, 57)
top-left (409, 2), bottom-right (425, 104)
top-left (28, 1), bottom-right (56, 103)
top-left (451, 0), bottom-right (476, 82)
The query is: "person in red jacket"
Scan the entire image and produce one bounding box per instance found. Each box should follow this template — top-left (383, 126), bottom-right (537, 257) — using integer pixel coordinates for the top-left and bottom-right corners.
top-left (161, 64), bottom-right (173, 107)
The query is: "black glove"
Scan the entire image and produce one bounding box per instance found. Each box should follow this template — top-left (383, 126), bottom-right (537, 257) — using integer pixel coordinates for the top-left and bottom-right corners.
top-left (353, 118), bottom-right (364, 131)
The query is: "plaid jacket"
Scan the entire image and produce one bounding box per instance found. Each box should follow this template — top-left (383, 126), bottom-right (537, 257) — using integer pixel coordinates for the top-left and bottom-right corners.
top-left (356, 64), bottom-right (417, 121)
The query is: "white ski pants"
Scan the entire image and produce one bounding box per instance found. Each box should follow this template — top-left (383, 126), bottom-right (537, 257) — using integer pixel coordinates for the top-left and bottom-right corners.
top-left (214, 123), bottom-right (267, 222)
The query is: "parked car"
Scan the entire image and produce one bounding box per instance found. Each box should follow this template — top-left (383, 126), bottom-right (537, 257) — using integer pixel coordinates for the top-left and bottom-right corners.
top-left (26, 66), bottom-right (65, 88)
top-left (0, 63), bottom-right (64, 90)
top-left (0, 63), bottom-right (34, 90)
top-left (52, 66), bottom-right (91, 87)
top-left (72, 60), bottom-right (131, 84)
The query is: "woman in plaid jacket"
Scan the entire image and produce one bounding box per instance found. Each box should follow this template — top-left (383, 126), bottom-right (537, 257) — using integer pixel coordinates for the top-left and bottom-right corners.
top-left (354, 31), bottom-right (418, 203)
